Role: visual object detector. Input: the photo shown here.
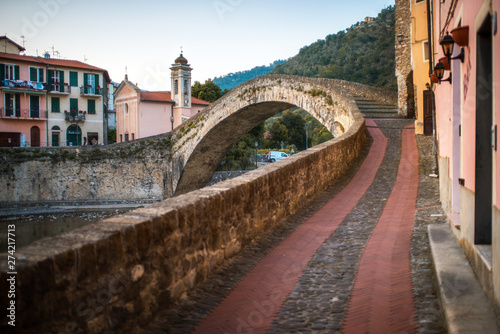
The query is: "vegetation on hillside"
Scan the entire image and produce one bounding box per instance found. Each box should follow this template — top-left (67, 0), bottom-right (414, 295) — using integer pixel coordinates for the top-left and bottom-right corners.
top-left (217, 108), bottom-right (333, 171)
top-left (191, 79), bottom-right (227, 102)
top-left (213, 60), bottom-right (286, 91)
top-left (272, 6), bottom-right (396, 90)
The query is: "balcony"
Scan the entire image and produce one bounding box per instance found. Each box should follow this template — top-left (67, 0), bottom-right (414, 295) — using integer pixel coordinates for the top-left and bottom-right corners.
top-left (64, 110), bottom-right (86, 122)
top-left (80, 85), bottom-right (102, 97)
top-left (48, 84), bottom-right (71, 95)
top-left (0, 79), bottom-right (47, 92)
top-left (0, 107), bottom-right (48, 120)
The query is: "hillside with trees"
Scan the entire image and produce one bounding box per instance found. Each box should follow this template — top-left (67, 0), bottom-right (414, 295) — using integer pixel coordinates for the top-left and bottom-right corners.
top-left (272, 6), bottom-right (396, 90)
top-left (213, 60), bottom-right (286, 91)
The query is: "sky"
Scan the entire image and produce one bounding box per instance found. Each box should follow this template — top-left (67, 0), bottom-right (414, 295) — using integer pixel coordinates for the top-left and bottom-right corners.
top-left (0, 0), bottom-right (395, 91)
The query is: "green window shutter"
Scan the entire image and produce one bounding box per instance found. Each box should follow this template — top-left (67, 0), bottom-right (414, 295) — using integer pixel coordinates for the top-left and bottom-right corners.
top-left (15, 94), bottom-right (20, 116)
top-left (39, 68), bottom-right (44, 82)
top-left (30, 67), bottom-right (37, 81)
top-left (95, 74), bottom-right (99, 90)
top-left (59, 71), bottom-right (64, 92)
top-left (0, 64), bottom-right (4, 81)
top-left (88, 99), bottom-right (96, 114)
top-left (70, 98), bottom-right (78, 112)
top-left (47, 70), bottom-right (53, 90)
top-left (83, 73), bottom-right (88, 94)
top-left (14, 65), bottom-right (19, 80)
top-left (51, 97), bottom-right (60, 112)
top-left (69, 71), bottom-right (78, 86)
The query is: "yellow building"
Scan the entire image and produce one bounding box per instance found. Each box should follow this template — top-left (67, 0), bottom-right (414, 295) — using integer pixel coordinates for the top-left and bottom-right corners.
top-left (411, 0), bottom-right (432, 134)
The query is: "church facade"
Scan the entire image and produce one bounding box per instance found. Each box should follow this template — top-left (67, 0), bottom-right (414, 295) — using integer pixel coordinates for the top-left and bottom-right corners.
top-left (114, 53), bottom-right (210, 142)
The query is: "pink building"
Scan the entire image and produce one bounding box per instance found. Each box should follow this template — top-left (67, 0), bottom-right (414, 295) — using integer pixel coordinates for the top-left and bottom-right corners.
top-left (0, 50), bottom-right (48, 147)
top-left (0, 36), bottom-right (111, 147)
top-left (428, 0), bottom-right (500, 311)
top-left (115, 53), bottom-right (210, 142)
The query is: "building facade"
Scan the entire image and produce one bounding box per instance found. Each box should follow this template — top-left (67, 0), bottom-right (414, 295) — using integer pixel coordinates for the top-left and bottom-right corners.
top-left (115, 53), bottom-right (210, 142)
top-left (0, 38), bottom-right (110, 147)
top-left (423, 0), bottom-right (500, 313)
top-left (411, 0), bottom-right (432, 135)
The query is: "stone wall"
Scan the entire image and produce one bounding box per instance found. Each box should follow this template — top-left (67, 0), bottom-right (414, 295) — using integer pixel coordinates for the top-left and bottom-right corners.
top-left (0, 136), bottom-right (174, 202)
top-left (0, 107), bottom-right (367, 333)
top-left (395, 0), bottom-right (415, 117)
top-left (329, 79), bottom-right (398, 106)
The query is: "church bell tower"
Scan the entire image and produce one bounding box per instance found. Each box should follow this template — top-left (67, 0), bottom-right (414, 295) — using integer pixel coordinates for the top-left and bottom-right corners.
top-left (170, 52), bottom-right (192, 109)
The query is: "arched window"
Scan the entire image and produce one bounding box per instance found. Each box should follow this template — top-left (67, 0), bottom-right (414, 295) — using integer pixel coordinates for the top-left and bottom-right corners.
top-left (66, 124), bottom-right (82, 146)
top-left (125, 103), bottom-right (129, 115)
top-left (174, 79), bottom-right (179, 94)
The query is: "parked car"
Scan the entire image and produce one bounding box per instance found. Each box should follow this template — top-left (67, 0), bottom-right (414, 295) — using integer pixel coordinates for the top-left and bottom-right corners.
top-left (266, 151), bottom-right (289, 162)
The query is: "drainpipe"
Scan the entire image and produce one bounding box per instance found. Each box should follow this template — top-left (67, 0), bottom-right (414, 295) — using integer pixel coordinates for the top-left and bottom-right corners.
top-left (45, 64), bottom-right (49, 147)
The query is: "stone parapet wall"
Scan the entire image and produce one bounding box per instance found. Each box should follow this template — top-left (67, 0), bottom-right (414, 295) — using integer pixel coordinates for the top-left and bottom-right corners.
top-left (0, 108), bottom-right (367, 333)
top-left (328, 78), bottom-right (398, 106)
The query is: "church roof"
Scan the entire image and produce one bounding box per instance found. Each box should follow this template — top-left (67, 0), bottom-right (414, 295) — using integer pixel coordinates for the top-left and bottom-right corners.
top-left (139, 90), bottom-right (210, 106)
top-left (140, 91), bottom-right (173, 103)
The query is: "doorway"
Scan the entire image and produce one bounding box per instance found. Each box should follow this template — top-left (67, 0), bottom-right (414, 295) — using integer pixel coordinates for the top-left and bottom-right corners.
top-left (474, 14), bottom-right (493, 244)
top-left (30, 126), bottom-right (40, 147)
top-left (30, 95), bottom-right (40, 118)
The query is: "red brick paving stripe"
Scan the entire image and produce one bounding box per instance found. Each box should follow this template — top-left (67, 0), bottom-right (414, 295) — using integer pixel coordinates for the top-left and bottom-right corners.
top-left (342, 125), bottom-right (418, 334)
top-left (192, 120), bottom-right (387, 334)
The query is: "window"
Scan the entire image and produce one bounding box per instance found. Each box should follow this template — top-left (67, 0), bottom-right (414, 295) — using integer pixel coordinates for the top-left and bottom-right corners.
top-left (5, 93), bottom-right (20, 117)
top-left (174, 79), bottom-right (178, 94)
top-left (29, 67), bottom-right (44, 82)
top-left (124, 133), bottom-right (129, 142)
top-left (132, 133), bottom-right (134, 140)
top-left (87, 73), bottom-right (94, 94)
top-left (51, 97), bottom-right (60, 113)
top-left (120, 134), bottom-right (123, 142)
top-left (84, 73), bottom-right (99, 94)
top-left (52, 70), bottom-right (60, 91)
top-left (125, 103), bottom-right (129, 114)
top-left (422, 41), bottom-right (429, 62)
top-left (87, 133), bottom-right (98, 145)
top-left (70, 98), bottom-right (78, 112)
top-left (69, 71), bottom-right (78, 87)
top-left (5, 64), bottom-right (19, 80)
top-left (87, 99), bottom-right (96, 114)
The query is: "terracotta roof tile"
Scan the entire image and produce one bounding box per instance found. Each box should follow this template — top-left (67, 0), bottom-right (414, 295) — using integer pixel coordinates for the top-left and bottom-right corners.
top-left (140, 91), bottom-right (173, 102)
top-left (0, 52), bottom-right (110, 82)
top-left (139, 91), bottom-right (210, 106)
top-left (191, 96), bottom-right (210, 105)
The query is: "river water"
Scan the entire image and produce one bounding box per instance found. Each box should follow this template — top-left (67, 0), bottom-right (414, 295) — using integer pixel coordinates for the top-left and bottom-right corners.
top-left (0, 209), bottom-right (128, 251)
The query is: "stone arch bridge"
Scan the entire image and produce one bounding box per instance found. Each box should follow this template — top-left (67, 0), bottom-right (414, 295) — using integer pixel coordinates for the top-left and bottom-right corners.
top-left (0, 75), bottom-right (396, 202)
top-left (0, 75), bottom-right (399, 333)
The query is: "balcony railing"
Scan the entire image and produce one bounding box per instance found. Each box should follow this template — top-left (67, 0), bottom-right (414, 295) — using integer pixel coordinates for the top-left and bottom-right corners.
top-left (64, 110), bottom-right (86, 122)
top-left (49, 84), bottom-right (71, 94)
top-left (0, 108), bottom-right (48, 119)
top-left (0, 79), bottom-right (47, 91)
top-left (80, 86), bottom-right (102, 96)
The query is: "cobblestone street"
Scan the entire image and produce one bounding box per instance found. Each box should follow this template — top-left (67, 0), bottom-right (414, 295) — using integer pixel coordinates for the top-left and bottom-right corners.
top-left (139, 119), bottom-right (447, 334)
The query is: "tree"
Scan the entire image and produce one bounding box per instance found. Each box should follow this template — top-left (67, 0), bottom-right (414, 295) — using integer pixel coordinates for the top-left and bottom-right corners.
top-left (191, 79), bottom-right (223, 103)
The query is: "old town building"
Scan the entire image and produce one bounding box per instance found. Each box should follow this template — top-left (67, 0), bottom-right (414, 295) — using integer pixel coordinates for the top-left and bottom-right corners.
top-left (0, 37), bottom-right (110, 147)
top-left (114, 53), bottom-right (210, 142)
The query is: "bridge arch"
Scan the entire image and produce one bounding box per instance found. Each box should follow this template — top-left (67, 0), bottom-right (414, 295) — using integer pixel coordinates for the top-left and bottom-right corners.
top-left (171, 75), bottom-right (357, 195)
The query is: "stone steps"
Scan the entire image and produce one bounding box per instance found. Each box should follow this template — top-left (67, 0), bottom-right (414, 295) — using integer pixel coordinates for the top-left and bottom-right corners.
top-left (353, 96), bottom-right (401, 119)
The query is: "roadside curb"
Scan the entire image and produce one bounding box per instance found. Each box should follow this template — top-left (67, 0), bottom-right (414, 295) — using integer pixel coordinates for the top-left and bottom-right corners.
top-left (428, 224), bottom-right (500, 333)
